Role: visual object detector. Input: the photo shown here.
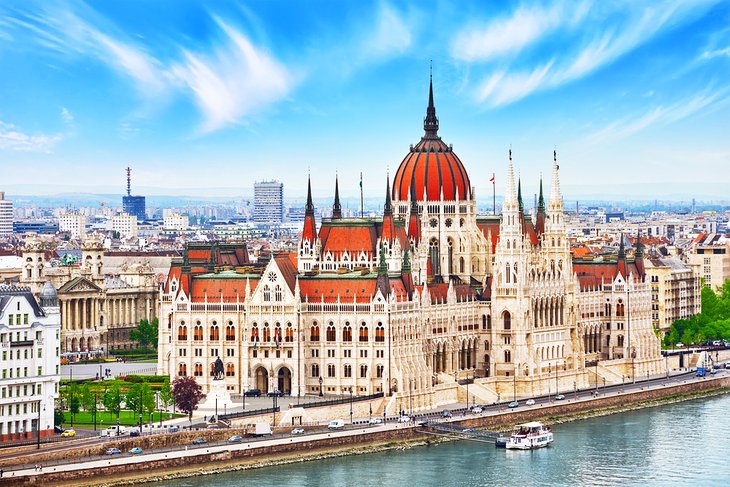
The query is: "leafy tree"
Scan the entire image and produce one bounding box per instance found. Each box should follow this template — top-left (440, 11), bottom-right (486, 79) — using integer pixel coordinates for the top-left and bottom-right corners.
top-left (159, 380), bottom-right (173, 411)
top-left (125, 383), bottom-right (156, 418)
top-left (68, 383), bottom-right (80, 416)
top-left (80, 383), bottom-right (96, 412)
top-left (664, 280), bottom-right (730, 346)
top-left (54, 409), bottom-right (65, 426)
top-left (172, 376), bottom-right (205, 423)
top-left (102, 382), bottom-right (123, 420)
top-left (130, 318), bottom-right (159, 348)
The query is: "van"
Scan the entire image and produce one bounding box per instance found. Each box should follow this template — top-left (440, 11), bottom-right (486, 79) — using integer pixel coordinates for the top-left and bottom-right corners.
top-left (101, 425), bottom-right (127, 437)
top-left (328, 419), bottom-right (345, 430)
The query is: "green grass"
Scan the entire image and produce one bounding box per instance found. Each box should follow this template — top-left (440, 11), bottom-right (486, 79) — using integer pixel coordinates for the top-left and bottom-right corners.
top-left (61, 409), bottom-right (185, 427)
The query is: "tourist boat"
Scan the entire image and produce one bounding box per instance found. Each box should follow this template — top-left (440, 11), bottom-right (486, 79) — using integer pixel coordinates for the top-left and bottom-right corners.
top-left (505, 422), bottom-right (553, 450)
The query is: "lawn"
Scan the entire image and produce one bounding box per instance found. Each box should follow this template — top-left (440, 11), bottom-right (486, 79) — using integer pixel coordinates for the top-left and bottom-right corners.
top-left (62, 409), bottom-right (185, 427)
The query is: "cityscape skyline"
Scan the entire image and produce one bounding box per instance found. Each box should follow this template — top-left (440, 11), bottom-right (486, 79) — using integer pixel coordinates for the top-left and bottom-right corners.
top-left (1, 0), bottom-right (729, 198)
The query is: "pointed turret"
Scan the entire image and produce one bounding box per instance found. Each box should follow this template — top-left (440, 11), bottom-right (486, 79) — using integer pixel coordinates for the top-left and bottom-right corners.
top-left (536, 176), bottom-right (546, 236)
top-left (302, 175), bottom-right (317, 243)
top-left (423, 66), bottom-right (439, 138)
top-left (401, 247), bottom-right (414, 298)
top-left (500, 148), bottom-right (521, 239)
top-left (376, 243), bottom-right (390, 297)
top-left (332, 174), bottom-right (342, 220)
top-left (382, 174), bottom-right (395, 243)
top-left (634, 229), bottom-right (645, 279)
top-left (617, 233), bottom-right (627, 278)
top-left (517, 177), bottom-right (524, 214)
top-left (549, 149), bottom-right (562, 206)
top-left (407, 176), bottom-right (421, 244)
top-left (545, 149), bottom-right (565, 238)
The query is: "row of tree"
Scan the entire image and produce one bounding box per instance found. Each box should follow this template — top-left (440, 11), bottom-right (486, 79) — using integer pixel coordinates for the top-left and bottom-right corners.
top-left (664, 280), bottom-right (730, 346)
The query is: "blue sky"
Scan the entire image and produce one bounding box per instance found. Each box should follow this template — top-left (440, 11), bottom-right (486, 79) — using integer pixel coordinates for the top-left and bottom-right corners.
top-left (1, 0), bottom-right (729, 201)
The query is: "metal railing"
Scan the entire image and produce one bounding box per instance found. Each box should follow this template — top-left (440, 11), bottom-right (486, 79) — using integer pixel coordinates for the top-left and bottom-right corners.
top-left (218, 406), bottom-right (280, 421)
top-left (300, 392), bottom-right (384, 409)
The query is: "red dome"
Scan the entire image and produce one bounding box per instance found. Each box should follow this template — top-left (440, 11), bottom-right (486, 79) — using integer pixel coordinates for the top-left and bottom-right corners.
top-left (392, 78), bottom-right (471, 202)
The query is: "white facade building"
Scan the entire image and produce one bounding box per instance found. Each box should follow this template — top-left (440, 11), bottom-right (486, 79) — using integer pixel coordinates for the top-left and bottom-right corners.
top-left (111, 214), bottom-right (138, 238)
top-left (163, 214), bottom-right (189, 231)
top-left (0, 283), bottom-right (60, 442)
top-left (59, 213), bottom-right (87, 238)
top-left (0, 192), bottom-right (12, 236)
top-left (254, 181), bottom-right (284, 224)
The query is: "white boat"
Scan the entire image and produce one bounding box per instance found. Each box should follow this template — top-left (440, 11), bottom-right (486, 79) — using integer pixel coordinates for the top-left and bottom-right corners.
top-left (505, 421), bottom-right (553, 450)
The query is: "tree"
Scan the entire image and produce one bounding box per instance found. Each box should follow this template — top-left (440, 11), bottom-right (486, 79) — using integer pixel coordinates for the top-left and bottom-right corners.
top-left (102, 382), bottom-right (123, 420)
top-left (54, 409), bottom-right (65, 426)
top-left (125, 383), bottom-right (155, 419)
top-left (172, 376), bottom-right (205, 424)
top-left (68, 383), bottom-right (80, 416)
top-left (80, 383), bottom-right (96, 412)
top-left (130, 318), bottom-right (159, 348)
top-left (159, 380), bottom-right (173, 411)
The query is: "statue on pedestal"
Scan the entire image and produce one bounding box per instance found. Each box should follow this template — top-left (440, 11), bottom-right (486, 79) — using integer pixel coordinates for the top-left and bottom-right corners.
top-left (213, 357), bottom-right (224, 380)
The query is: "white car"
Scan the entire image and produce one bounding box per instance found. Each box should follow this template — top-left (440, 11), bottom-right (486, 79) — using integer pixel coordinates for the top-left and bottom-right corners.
top-left (291, 428), bottom-right (305, 435)
top-left (526, 399), bottom-right (536, 406)
top-left (471, 406), bottom-right (483, 414)
top-left (398, 415), bottom-right (411, 423)
top-left (368, 417), bottom-right (383, 425)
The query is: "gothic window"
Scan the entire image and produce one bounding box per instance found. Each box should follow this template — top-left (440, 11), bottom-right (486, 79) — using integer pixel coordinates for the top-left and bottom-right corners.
top-left (360, 365), bottom-right (368, 378)
top-left (225, 324), bottom-right (235, 341)
top-left (178, 325), bottom-right (187, 341)
top-left (209, 324), bottom-right (220, 341)
top-left (178, 363), bottom-right (187, 376)
top-left (375, 323), bottom-right (385, 342)
top-left (376, 364), bottom-right (384, 378)
top-left (344, 364), bottom-right (352, 378)
top-left (274, 324), bottom-right (282, 343)
top-left (359, 323), bottom-right (369, 342)
top-left (343, 323), bottom-right (352, 342)
top-left (194, 363), bottom-right (203, 377)
top-left (263, 324), bottom-right (271, 342)
top-left (226, 363), bottom-right (235, 377)
top-left (429, 218), bottom-right (438, 228)
top-left (460, 257), bottom-right (465, 274)
top-left (505, 264), bottom-right (510, 283)
top-left (327, 364), bottom-right (335, 377)
top-left (275, 285), bottom-right (282, 302)
top-left (429, 239), bottom-right (440, 275)
top-left (263, 285), bottom-right (271, 301)
top-left (311, 364), bottom-right (319, 377)
top-left (251, 324), bottom-right (259, 342)
top-left (504, 350), bottom-right (511, 363)
top-left (445, 218), bottom-right (452, 228)
top-left (310, 322), bottom-right (320, 341)
top-left (503, 311), bottom-right (511, 330)
top-left (193, 324), bottom-right (203, 341)
top-left (285, 323), bottom-right (294, 342)
top-left (447, 238), bottom-right (454, 274)
top-left (327, 323), bottom-right (336, 342)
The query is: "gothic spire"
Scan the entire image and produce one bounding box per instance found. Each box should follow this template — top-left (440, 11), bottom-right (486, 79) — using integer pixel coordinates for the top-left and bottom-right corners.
top-left (332, 174), bottom-right (342, 219)
top-left (549, 149), bottom-right (562, 205)
top-left (305, 174), bottom-right (314, 215)
top-left (504, 148), bottom-right (518, 208)
top-left (538, 176), bottom-right (545, 210)
top-left (517, 177), bottom-right (524, 214)
top-left (384, 173), bottom-right (393, 216)
top-left (423, 64), bottom-right (439, 138)
top-left (635, 229), bottom-right (643, 259)
top-left (410, 174), bottom-right (419, 213)
top-left (618, 233), bottom-right (626, 259)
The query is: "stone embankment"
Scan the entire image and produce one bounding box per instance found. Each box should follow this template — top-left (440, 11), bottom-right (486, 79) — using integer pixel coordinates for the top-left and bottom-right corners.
top-left (3, 375), bottom-right (728, 487)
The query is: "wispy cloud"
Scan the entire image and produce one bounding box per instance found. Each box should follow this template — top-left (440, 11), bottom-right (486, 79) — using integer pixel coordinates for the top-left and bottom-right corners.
top-left (361, 4), bottom-right (412, 61)
top-left (583, 90), bottom-right (727, 144)
top-left (455, 1), bottom-right (722, 106)
top-left (170, 17), bottom-right (293, 133)
top-left (701, 46), bottom-right (730, 59)
top-left (0, 121), bottom-right (63, 153)
top-left (60, 107), bottom-right (74, 124)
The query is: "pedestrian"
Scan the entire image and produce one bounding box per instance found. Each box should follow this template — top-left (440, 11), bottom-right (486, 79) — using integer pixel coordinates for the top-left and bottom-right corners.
top-left (1, 468), bottom-right (3, 477)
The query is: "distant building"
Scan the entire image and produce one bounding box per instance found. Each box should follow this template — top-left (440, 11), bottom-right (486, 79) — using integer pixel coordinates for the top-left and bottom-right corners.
top-left (122, 167), bottom-right (146, 221)
top-left (254, 180), bottom-right (284, 224)
top-left (12, 220), bottom-right (59, 235)
top-left (111, 214), bottom-right (138, 238)
top-left (688, 233), bottom-right (730, 291)
top-left (644, 256), bottom-right (702, 334)
top-left (163, 214), bottom-right (189, 230)
top-left (0, 284), bottom-right (60, 442)
top-left (59, 213), bottom-right (87, 238)
top-left (0, 192), bottom-right (12, 236)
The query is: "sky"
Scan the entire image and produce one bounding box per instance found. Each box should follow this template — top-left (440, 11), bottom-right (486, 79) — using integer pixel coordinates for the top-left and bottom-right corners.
top-left (1, 0), bottom-right (729, 202)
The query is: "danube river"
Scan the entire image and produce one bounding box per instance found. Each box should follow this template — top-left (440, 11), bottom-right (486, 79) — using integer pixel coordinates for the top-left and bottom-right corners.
top-left (157, 394), bottom-right (730, 486)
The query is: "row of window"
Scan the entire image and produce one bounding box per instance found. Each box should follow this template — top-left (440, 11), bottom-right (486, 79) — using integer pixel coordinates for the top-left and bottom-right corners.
top-left (311, 363), bottom-right (384, 378)
top-left (1, 383), bottom-right (42, 399)
top-left (309, 323), bottom-right (384, 342)
top-left (6, 313), bottom-right (30, 326)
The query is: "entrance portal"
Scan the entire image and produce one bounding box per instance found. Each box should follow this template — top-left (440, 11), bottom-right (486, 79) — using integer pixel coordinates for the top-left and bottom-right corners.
top-left (255, 367), bottom-right (269, 394)
top-left (277, 367), bottom-right (292, 395)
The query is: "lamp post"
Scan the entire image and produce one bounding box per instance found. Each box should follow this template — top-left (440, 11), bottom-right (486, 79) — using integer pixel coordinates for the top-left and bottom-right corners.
top-left (272, 393), bottom-right (278, 428)
top-left (369, 402), bottom-right (372, 423)
top-left (409, 380), bottom-right (413, 415)
top-left (93, 393), bottom-right (98, 431)
top-left (548, 364), bottom-right (551, 400)
top-left (595, 360), bottom-right (599, 392)
top-left (573, 381), bottom-right (577, 400)
top-left (466, 374), bottom-right (470, 410)
top-left (631, 347), bottom-right (636, 384)
top-left (37, 400), bottom-right (42, 449)
top-left (512, 367), bottom-right (517, 402)
top-left (318, 376), bottom-right (323, 397)
top-left (139, 386), bottom-right (143, 432)
top-left (665, 353), bottom-right (669, 379)
top-left (349, 387), bottom-right (353, 425)
top-left (215, 397), bottom-right (218, 422)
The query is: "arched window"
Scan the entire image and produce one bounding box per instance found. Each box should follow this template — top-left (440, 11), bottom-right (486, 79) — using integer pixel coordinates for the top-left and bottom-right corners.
top-left (327, 364), bottom-right (335, 377)
top-left (310, 322), bottom-right (320, 341)
top-left (178, 363), bottom-right (187, 376)
top-left (285, 323), bottom-right (294, 342)
top-left (263, 324), bottom-right (271, 342)
top-left (447, 238), bottom-right (454, 274)
top-left (274, 324), bottom-right (282, 345)
top-left (376, 364), bottom-right (384, 378)
top-left (505, 264), bottom-right (511, 283)
top-left (375, 323), bottom-right (385, 342)
top-left (194, 324), bottom-right (203, 341)
top-left (311, 364), bottom-right (319, 377)
top-left (429, 239), bottom-right (440, 275)
top-left (344, 364), bottom-right (352, 378)
top-left (275, 285), bottom-right (282, 302)
top-left (326, 323), bottom-right (336, 342)
top-left (360, 364), bottom-right (368, 378)
top-left (209, 324), bottom-right (220, 341)
top-left (617, 300), bottom-right (625, 317)
top-left (178, 325), bottom-right (188, 341)
top-left (251, 324), bottom-right (259, 342)
top-left (210, 363), bottom-right (216, 376)
top-left (194, 363), bottom-right (203, 377)
top-left (359, 323), bottom-right (369, 342)
top-left (482, 315), bottom-right (487, 330)
top-left (263, 285), bottom-right (271, 301)
top-left (460, 257), bottom-right (465, 274)
top-left (226, 324), bottom-right (235, 341)
top-left (503, 311), bottom-right (511, 330)
top-left (343, 322), bottom-right (352, 342)
top-left (226, 363), bottom-right (235, 377)
top-left (504, 350), bottom-right (511, 363)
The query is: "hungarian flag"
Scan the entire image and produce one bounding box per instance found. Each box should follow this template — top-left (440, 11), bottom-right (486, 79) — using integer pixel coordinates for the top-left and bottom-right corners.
top-left (490, 174), bottom-right (495, 183)
top-left (253, 334), bottom-right (257, 350)
top-left (275, 332), bottom-right (281, 349)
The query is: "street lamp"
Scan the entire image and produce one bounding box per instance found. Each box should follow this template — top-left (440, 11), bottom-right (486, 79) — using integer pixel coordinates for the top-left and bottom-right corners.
top-left (272, 393), bottom-right (278, 428)
top-left (665, 353), bottom-right (669, 379)
top-left (36, 400), bottom-right (42, 450)
top-left (512, 367), bottom-right (517, 402)
top-left (93, 393), bottom-right (98, 431)
top-left (466, 374), bottom-right (470, 410)
top-left (318, 376), bottom-right (323, 397)
top-left (349, 387), bottom-right (353, 425)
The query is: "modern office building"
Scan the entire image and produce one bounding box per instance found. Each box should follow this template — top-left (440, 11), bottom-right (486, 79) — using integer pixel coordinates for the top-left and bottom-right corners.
top-left (0, 192), bottom-right (13, 236)
top-left (254, 180), bottom-right (284, 224)
top-left (58, 213), bottom-right (87, 238)
top-left (122, 168), bottom-right (146, 221)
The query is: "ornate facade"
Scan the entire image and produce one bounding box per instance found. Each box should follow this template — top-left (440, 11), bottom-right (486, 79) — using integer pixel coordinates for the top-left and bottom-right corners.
top-left (21, 235), bottom-right (158, 353)
top-left (158, 79), bottom-right (663, 412)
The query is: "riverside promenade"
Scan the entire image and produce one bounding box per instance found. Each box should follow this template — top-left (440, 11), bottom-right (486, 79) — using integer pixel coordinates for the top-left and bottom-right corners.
top-left (3, 369), bottom-right (728, 485)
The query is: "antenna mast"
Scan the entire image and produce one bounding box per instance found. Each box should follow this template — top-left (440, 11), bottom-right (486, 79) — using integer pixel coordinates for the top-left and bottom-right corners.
top-left (126, 167), bottom-right (132, 196)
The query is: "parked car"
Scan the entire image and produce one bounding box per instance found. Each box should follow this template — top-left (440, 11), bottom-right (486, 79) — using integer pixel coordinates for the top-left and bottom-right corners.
top-left (675, 343), bottom-right (685, 348)
top-left (368, 417), bottom-right (383, 425)
top-left (328, 419), bottom-right (345, 430)
top-left (244, 389), bottom-right (262, 397)
top-left (508, 401), bottom-right (519, 409)
top-left (441, 410), bottom-right (452, 418)
top-left (291, 428), bottom-right (305, 435)
top-left (167, 425), bottom-right (180, 433)
top-left (228, 435), bottom-right (243, 442)
top-left (105, 448), bottom-right (122, 455)
top-left (192, 438), bottom-right (207, 445)
top-left (129, 447), bottom-right (143, 454)
top-left (725, 362), bottom-right (730, 369)
top-left (712, 340), bottom-right (723, 346)
top-left (398, 415), bottom-right (411, 423)
top-left (267, 390), bottom-right (283, 397)
top-left (526, 399), bottom-right (536, 406)
top-left (555, 394), bottom-right (566, 400)
top-left (54, 425), bottom-right (64, 434)
top-left (471, 406), bottom-right (483, 414)
top-left (129, 429), bottom-right (140, 437)
top-left (61, 428), bottom-right (76, 437)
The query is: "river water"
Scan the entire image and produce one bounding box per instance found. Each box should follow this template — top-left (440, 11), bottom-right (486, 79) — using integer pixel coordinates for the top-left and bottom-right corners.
top-left (157, 394), bottom-right (730, 487)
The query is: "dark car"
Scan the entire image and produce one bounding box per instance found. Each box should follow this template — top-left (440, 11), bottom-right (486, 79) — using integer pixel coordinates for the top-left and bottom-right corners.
top-left (192, 438), bottom-right (207, 445)
top-left (441, 410), bottom-right (452, 418)
top-left (267, 390), bottom-right (283, 397)
top-left (508, 401), bottom-right (519, 408)
top-left (54, 425), bottom-right (65, 434)
top-left (244, 389), bottom-right (262, 397)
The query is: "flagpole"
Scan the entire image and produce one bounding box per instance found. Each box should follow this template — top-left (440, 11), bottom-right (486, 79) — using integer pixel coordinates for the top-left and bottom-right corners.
top-left (492, 173), bottom-right (496, 215)
top-left (360, 172), bottom-right (364, 218)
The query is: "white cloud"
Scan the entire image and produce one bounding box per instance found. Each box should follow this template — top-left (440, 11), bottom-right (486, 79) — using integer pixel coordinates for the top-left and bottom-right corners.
top-left (60, 107), bottom-right (74, 124)
top-left (0, 121), bottom-right (63, 153)
top-left (362, 4), bottom-right (412, 60)
top-left (456, 1), bottom-right (722, 107)
top-left (170, 18), bottom-right (293, 133)
top-left (701, 46), bottom-right (730, 59)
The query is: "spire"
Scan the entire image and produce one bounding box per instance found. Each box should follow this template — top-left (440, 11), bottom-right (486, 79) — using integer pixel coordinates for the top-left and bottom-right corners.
top-left (384, 174), bottom-right (393, 216)
top-left (305, 174), bottom-right (314, 215)
top-left (408, 176), bottom-right (421, 244)
top-left (618, 233), bottom-right (626, 259)
top-left (376, 243), bottom-right (390, 296)
top-left (302, 174), bottom-right (317, 243)
top-left (538, 176), bottom-right (545, 210)
top-left (423, 63), bottom-right (439, 138)
top-left (410, 174), bottom-right (419, 213)
top-left (382, 173), bottom-right (395, 242)
top-left (504, 148), bottom-right (518, 208)
top-left (402, 247), bottom-right (411, 272)
top-left (536, 175), bottom-right (546, 236)
top-left (549, 149), bottom-right (562, 205)
top-left (517, 177), bottom-right (524, 214)
top-left (332, 174), bottom-right (342, 219)
top-left (635, 229), bottom-right (643, 259)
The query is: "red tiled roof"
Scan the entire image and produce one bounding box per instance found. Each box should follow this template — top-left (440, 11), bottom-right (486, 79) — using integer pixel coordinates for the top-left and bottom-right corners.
top-left (190, 277), bottom-right (259, 303)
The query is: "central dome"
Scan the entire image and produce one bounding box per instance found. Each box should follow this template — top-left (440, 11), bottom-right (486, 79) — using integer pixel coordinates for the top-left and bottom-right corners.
top-left (392, 78), bottom-right (471, 202)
